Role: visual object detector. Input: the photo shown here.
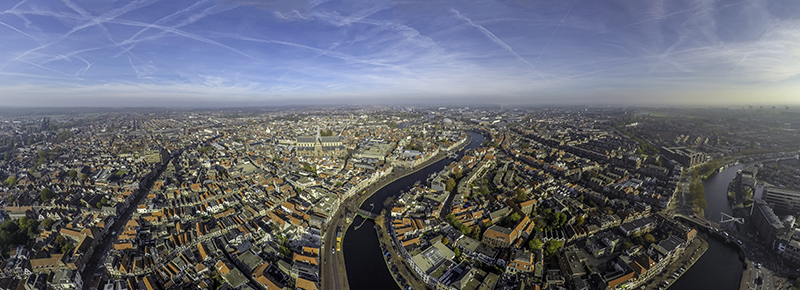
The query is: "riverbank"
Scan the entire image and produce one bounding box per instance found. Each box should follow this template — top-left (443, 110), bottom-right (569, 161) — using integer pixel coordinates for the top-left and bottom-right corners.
top-left (354, 132), bottom-right (472, 209)
top-left (644, 235), bottom-right (708, 290)
top-left (376, 216), bottom-right (429, 290)
top-left (328, 133), bottom-right (473, 290)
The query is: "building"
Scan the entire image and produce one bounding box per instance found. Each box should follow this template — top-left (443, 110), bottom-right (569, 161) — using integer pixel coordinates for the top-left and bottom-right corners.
top-left (763, 187), bottom-right (800, 214)
top-left (662, 147), bottom-right (705, 168)
top-left (295, 130), bottom-right (346, 157)
top-left (751, 199), bottom-right (787, 247)
top-left (482, 225), bottom-right (514, 248)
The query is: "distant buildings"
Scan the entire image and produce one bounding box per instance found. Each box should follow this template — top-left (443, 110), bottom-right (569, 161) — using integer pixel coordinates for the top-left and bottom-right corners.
top-left (662, 147), bottom-right (705, 168)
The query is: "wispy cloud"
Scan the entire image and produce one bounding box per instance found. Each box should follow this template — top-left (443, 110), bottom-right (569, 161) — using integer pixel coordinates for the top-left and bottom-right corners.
top-left (0, 0), bottom-right (798, 106)
top-left (534, 6), bottom-right (572, 67)
top-left (450, 8), bottom-right (535, 70)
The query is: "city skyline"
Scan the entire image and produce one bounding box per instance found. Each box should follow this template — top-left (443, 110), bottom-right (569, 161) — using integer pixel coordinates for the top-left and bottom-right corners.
top-left (1, 0), bottom-right (799, 107)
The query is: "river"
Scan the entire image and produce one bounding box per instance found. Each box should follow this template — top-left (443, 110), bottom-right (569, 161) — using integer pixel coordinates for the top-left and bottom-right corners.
top-left (343, 132), bottom-right (485, 290)
top-left (344, 134), bottom-right (744, 290)
top-left (671, 164), bottom-right (747, 290)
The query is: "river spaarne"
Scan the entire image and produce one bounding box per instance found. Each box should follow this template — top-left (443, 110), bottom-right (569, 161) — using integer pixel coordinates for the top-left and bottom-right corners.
top-left (344, 132), bottom-right (484, 290)
top-left (671, 164), bottom-right (746, 290)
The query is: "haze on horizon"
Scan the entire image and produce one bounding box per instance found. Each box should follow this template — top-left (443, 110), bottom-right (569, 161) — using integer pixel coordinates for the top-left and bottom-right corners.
top-left (0, 0), bottom-right (799, 107)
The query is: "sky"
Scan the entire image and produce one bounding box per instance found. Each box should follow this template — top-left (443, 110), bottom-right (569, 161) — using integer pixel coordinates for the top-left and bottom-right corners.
top-left (0, 0), bottom-right (799, 107)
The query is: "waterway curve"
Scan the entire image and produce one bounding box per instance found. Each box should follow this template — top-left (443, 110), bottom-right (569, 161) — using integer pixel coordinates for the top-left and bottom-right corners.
top-left (343, 132), bottom-right (485, 290)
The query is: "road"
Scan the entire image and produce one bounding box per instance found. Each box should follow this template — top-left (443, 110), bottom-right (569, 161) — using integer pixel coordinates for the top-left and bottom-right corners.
top-left (80, 139), bottom-right (215, 289)
top-left (320, 151), bottom-right (452, 290)
top-left (80, 155), bottom-right (172, 289)
top-left (321, 207), bottom-right (347, 290)
top-left (320, 134), bottom-right (474, 290)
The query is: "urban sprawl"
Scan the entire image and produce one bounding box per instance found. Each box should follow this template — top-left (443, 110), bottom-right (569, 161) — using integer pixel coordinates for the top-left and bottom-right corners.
top-left (1, 106), bottom-right (800, 290)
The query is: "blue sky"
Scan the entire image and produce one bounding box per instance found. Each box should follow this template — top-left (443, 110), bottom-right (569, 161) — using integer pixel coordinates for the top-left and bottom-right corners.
top-left (1, 0), bottom-right (799, 107)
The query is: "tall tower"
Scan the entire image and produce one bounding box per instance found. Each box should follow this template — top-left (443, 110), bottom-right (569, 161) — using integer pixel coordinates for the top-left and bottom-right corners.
top-left (40, 117), bottom-right (50, 131)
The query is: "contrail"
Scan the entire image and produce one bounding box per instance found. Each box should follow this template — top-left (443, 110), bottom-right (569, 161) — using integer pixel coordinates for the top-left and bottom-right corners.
top-left (451, 8), bottom-right (535, 69)
top-left (534, 6), bottom-right (572, 67)
top-left (0, 20), bottom-right (37, 41)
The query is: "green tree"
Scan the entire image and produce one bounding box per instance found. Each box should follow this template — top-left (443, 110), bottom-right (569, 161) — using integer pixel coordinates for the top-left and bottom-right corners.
top-left (3, 176), bottom-right (16, 186)
top-left (61, 243), bottom-right (75, 255)
top-left (549, 211), bottom-right (567, 228)
top-left (41, 218), bottom-right (55, 230)
top-left (644, 234), bottom-right (656, 244)
top-left (67, 170), bottom-right (78, 179)
top-left (506, 213), bottom-right (521, 224)
top-left (544, 240), bottom-right (563, 256)
top-left (454, 170), bottom-right (463, 179)
top-left (623, 240), bottom-right (634, 249)
top-left (480, 185), bottom-right (490, 195)
top-left (18, 217), bottom-right (39, 238)
top-left (575, 216), bottom-right (584, 225)
top-left (40, 188), bottom-right (55, 201)
top-left (514, 188), bottom-right (527, 202)
top-left (445, 178), bottom-right (456, 192)
top-left (79, 173), bottom-right (88, 181)
top-left (743, 187), bottom-right (754, 201)
top-left (529, 239), bottom-right (543, 251)
top-left (454, 247), bottom-right (461, 258)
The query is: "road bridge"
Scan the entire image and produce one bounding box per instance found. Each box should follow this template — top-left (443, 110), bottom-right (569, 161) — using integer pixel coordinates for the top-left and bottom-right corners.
top-left (356, 209), bottom-right (378, 219)
top-left (673, 214), bottom-right (742, 245)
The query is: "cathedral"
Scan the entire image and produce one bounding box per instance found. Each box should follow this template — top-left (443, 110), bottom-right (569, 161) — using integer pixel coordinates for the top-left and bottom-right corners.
top-left (295, 129), bottom-right (346, 157)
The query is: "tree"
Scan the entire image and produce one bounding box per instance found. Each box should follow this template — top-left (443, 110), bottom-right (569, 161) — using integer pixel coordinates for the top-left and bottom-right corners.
top-left (549, 211), bottom-right (567, 228)
top-left (79, 173), bottom-right (88, 181)
top-left (67, 170), bottom-right (78, 179)
top-left (529, 239), bottom-right (543, 251)
top-left (41, 218), bottom-right (55, 230)
top-left (514, 188), bottom-right (527, 202)
top-left (54, 234), bottom-right (67, 247)
top-left (507, 213), bottom-right (521, 224)
top-left (743, 187), bottom-right (754, 201)
top-left (40, 188), bottom-right (55, 201)
top-left (544, 240), bottom-right (563, 256)
top-left (575, 216), bottom-right (584, 225)
top-left (533, 218), bottom-right (547, 232)
top-left (454, 170), bottom-right (463, 180)
top-left (445, 178), bottom-right (456, 192)
top-left (480, 185), bottom-right (490, 195)
top-left (644, 234), bottom-right (656, 244)
top-left (303, 163), bottom-right (316, 173)
top-left (3, 176), bottom-right (16, 186)
top-left (61, 243), bottom-right (75, 255)
top-left (454, 247), bottom-right (461, 258)
top-left (623, 240), bottom-right (634, 249)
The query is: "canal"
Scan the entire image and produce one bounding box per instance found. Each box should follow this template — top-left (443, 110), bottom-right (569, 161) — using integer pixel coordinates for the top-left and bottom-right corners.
top-left (344, 133), bottom-right (745, 290)
top-left (671, 164), bottom-right (747, 290)
top-left (343, 132), bottom-right (485, 290)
